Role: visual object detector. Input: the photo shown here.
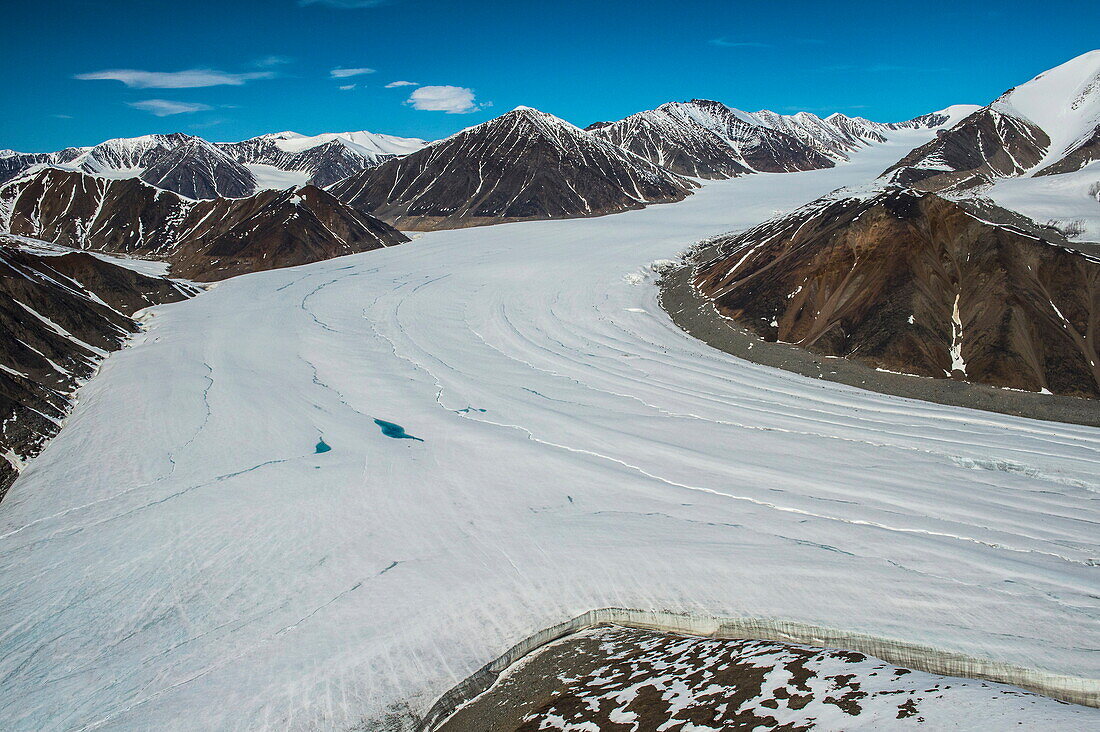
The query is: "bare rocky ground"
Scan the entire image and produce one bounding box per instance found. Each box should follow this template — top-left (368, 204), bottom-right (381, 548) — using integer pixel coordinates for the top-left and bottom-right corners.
top-left (438, 626), bottom-right (1096, 731)
top-left (659, 257), bottom-right (1100, 427)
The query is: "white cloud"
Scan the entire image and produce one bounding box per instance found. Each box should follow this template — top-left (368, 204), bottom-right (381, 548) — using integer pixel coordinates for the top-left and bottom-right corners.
top-left (75, 68), bottom-right (275, 88)
top-left (405, 85), bottom-right (482, 114)
top-left (299, 0), bottom-right (386, 7)
top-left (385, 80), bottom-right (418, 88)
top-left (339, 84), bottom-right (357, 91)
top-left (330, 67), bottom-right (375, 78)
top-left (128, 99), bottom-right (213, 116)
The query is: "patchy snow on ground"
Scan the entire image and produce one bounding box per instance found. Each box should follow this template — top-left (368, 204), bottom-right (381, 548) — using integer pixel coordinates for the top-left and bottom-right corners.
top-left (467, 626), bottom-right (1097, 731)
top-left (0, 131), bottom-right (1097, 730)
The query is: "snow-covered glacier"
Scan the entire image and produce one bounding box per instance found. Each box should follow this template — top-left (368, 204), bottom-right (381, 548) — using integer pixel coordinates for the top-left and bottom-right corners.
top-left (1, 132), bottom-right (1097, 730)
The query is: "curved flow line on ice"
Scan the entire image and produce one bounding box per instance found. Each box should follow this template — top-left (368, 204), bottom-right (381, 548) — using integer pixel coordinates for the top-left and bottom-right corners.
top-left (594, 288), bottom-right (1100, 465)
top-left (354, 279), bottom-right (1098, 568)
top-left (471, 300), bottom-right (1099, 495)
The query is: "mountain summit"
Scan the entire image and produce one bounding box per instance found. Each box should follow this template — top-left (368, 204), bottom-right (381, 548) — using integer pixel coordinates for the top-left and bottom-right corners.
top-left (330, 106), bottom-right (696, 230)
top-left (885, 50), bottom-right (1100, 188)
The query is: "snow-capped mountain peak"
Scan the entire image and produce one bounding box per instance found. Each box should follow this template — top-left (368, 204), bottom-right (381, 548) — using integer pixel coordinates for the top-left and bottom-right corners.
top-left (262, 130), bottom-right (425, 157)
top-left (218, 129), bottom-right (427, 189)
top-left (989, 49), bottom-right (1100, 171)
top-left (883, 50), bottom-right (1100, 190)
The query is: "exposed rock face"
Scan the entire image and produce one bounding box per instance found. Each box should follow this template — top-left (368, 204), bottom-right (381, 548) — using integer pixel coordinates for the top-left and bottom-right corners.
top-left (283, 139), bottom-right (383, 187)
top-left (0, 148), bottom-right (85, 185)
top-left (0, 237), bottom-right (197, 498)
top-left (587, 100), bottom-right (835, 179)
top-left (138, 138), bottom-right (256, 199)
top-left (331, 106), bottom-right (696, 230)
top-left (66, 133), bottom-right (258, 199)
top-left (694, 188), bottom-right (1100, 398)
top-left (1, 168), bottom-right (184, 256)
top-left (1037, 127), bottom-right (1100, 176)
top-left (0, 168), bottom-right (407, 280)
top-left (749, 109), bottom-right (885, 160)
top-left (1, 152), bottom-right (61, 185)
top-left (75, 133), bottom-right (194, 174)
top-left (884, 50), bottom-right (1100, 189)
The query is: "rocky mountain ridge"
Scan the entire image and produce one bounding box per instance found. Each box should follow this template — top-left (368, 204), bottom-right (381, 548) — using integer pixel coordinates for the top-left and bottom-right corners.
top-left (0, 236), bottom-right (198, 496)
top-left (0, 168), bottom-right (407, 280)
top-left (330, 106), bottom-right (697, 230)
top-left (884, 50), bottom-right (1100, 190)
top-left (693, 186), bottom-right (1100, 398)
top-left (0, 130), bottom-right (427, 199)
top-left (587, 100), bottom-right (977, 179)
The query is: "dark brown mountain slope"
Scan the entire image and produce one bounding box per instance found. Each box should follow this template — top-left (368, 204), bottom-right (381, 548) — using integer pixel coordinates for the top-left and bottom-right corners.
top-left (694, 188), bottom-right (1100, 398)
top-left (0, 238), bottom-right (197, 498)
top-left (170, 186), bottom-right (408, 279)
top-left (330, 107), bottom-right (695, 231)
top-left (1, 168), bottom-right (407, 280)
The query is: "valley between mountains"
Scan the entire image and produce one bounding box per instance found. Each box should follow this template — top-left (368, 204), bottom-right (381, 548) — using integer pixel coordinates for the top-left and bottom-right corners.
top-left (0, 50), bottom-right (1098, 731)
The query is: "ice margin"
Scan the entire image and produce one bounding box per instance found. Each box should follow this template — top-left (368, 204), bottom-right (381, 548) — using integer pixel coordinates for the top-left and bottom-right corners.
top-left (421, 608), bottom-right (1100, 729)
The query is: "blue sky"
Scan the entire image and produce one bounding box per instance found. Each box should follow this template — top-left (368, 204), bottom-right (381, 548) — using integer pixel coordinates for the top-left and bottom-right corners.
top-left (3, 0), bottom-right (1096, 152)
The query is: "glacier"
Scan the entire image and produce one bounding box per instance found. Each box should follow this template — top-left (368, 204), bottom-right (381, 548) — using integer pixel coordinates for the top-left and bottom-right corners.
top-left (0, 130), bottom-right (1098, 730)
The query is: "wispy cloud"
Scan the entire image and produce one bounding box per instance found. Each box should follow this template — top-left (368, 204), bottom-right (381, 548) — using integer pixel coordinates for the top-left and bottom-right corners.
top-left (128, 99), bottom-right (214, 116)
top-left (75, 68), bottom-right (275, 88)
top-left (339, 84), bottom-right (357, 91)
top-left (52, 114), bottom-right (74, 119)
top-left (253, 55), bottom-right (293, 68)
top-left (330, 67), bottom-right (375, 78)
top-left (299, 0), bottom-right (386, 7)
top-left (709, 38), bottom-right (771, 48)
top-left (405, 85), bottom-right (483, 114)
top-left (385, 80), bottom-right (418, 88)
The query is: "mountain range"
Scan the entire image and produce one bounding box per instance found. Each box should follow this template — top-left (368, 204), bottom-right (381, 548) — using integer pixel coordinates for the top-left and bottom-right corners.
top-left (0, 129), bottom-right (427, 199)
top-left (0, 168), bottom-right (407, 281)
top-left (329, 106), bottom-right (697, 230)
top-left (692, 50), bottom-right (1100, 399)
top-left (588, 101), bottom-right (977, 179)
top-left (0, 51), bottom-right (1096, 495)
top-left (884, 50), bottom-right (1100, 189)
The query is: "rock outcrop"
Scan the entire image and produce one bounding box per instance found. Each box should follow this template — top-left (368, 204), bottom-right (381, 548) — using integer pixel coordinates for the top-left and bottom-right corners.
top-left (694, 188), bottom-right (1100, 397)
